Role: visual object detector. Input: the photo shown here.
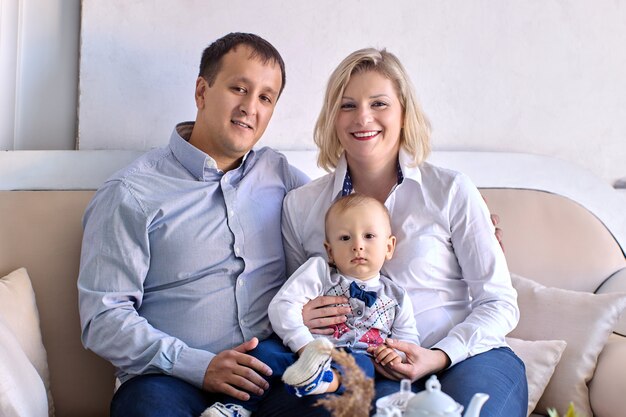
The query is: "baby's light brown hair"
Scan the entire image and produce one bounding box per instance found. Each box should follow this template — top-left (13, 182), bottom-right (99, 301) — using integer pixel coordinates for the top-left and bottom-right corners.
top-left (324, 194), bottom-right (392, 239)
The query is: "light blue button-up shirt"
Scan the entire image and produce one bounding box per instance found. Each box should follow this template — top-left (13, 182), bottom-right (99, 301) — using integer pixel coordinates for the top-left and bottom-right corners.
top-left (78, 122), bottom-right (308, 388)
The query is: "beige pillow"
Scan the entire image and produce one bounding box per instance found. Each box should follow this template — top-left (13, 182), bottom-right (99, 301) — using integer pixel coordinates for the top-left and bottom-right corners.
top-left (0, 317), bottom-right (49, 417)
top-left (506, 337), bottom-right (567, 417)
top-left (588, 333), bottom-right (626, 417)
top-left (509, 274), bottom-right (626, 417)
top-left (0, 268), bottom-right (54, 416)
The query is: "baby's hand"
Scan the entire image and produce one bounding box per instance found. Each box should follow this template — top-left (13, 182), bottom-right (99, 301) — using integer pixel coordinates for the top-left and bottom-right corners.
top-left (369, 344), bottom-right (402, 368)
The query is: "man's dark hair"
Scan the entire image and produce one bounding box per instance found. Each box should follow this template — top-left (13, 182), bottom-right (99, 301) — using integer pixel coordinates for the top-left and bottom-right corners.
top-left (199, 32), bottom-right (286, 97)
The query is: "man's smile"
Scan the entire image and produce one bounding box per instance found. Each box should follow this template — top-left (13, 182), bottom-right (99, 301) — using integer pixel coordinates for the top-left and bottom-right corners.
top-left (232, 119), bottom-right (253, 130)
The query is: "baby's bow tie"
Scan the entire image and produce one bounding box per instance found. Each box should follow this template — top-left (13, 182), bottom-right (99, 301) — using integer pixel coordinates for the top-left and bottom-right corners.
top-left (349, 281), bottom-right (377, 307)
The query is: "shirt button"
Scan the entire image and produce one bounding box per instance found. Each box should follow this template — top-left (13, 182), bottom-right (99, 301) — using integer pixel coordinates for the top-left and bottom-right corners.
top-left (238, 279), bottom-right (244, 287)
top-left (235, 247), bottom-right (240, 255)
top-left (240, 319), bottom-right (246, 326)
top-left (357, 310), bottom-right (363, 315)
top-left (229, 210), bottom-right (234, 217)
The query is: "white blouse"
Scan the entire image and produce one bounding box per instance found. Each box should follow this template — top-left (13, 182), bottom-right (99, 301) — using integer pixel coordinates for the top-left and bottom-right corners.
top-left (281, 150), bottom-right (519, 366)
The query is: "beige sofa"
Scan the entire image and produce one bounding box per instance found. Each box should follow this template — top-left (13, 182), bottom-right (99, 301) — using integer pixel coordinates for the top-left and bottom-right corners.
top-left (1, 150), bottom-right (625, 417)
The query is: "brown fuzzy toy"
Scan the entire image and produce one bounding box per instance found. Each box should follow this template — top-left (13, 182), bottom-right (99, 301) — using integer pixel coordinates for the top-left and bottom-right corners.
top-left (315, 349), bottom-right (375, 417)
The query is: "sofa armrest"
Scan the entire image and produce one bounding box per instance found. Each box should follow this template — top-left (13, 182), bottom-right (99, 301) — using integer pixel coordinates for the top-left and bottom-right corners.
top-left (596, 268), bottom-right (626, 336)
top-left (589, 333), bottom-right (626, 417)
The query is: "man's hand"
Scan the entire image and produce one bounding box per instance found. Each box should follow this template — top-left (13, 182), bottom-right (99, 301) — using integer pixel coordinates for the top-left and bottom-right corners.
top-left (491, 213), bottom-right (504, 250)
top-left (369, 339), bottom-right (450, 382)
top-left (483, 195), bottom-right (504, 250)
top-left (302, 296), bottom-right (351, 335)
top-left (202, 337), bottom-right (272, 401)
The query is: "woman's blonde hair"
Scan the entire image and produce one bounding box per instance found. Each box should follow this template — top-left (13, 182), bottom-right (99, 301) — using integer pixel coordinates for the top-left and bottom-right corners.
top-left (314, 48), bottom-right (432, 171)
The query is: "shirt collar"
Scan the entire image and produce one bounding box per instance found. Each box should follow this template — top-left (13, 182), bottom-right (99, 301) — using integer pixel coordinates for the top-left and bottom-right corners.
top-left (331, 154), bottom-right (350, 200)
top-left (333, 149), bottom-right (417, 198)
top-left (398, 148), bottom-right (422, 185)
top-left (169, 122), bottom-right (255, 181)
top-left (341, 272), bottom-right (381, 288)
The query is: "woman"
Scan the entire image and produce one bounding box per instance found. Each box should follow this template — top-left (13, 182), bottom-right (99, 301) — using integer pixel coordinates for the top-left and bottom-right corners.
top-left (280, 48), bottom-right (528, 417)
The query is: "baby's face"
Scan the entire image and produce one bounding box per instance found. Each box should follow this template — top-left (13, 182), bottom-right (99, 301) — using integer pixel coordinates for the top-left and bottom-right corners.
top-left (324, 201), bottom-right (396, 280)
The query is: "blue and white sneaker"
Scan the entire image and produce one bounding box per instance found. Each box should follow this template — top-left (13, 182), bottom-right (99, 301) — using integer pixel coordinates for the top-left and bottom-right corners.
top-left (199, 402), bottom-right (251, 417)
top-left (282, 338), bottom-right (334, 397)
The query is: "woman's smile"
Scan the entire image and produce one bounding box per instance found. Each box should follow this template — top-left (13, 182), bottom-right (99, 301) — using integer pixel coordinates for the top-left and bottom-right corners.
top-left (351, 130), bottom-right (381, 140)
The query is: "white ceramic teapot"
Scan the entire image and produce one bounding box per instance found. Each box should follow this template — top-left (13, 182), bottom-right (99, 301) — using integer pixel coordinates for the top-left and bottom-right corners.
top-left (403, 375), bottom-right (489, 417)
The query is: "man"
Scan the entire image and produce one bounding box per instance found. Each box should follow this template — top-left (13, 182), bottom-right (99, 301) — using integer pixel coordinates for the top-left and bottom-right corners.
top-left (78, 33), bottom-right (318, 416)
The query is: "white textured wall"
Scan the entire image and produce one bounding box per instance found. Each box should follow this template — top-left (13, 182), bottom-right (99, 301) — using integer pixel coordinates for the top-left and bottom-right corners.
top-left (0, 0), bottom-right (20, 150)
top-left (0, 0), bottom-right (80, 150)
top-left (75, 1), bottom-right (625, 184)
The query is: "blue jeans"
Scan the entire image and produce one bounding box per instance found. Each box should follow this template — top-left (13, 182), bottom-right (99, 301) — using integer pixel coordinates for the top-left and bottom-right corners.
top-left (375, 347), bottom-right (528, 417)
top-left (235, 336), bottom-right (374, 412)
top-left (110, 337), bottom-right (373, 417)
top-left (111, 346), bottom-right (525, 417)
top-left (110, 373), bottom-right (216, 417)
top-left (111, 372), bottom-right (333, 417)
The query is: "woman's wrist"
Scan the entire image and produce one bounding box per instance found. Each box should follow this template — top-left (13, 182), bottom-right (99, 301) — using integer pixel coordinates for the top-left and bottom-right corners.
top-left (430, 348), bottom-right (451, 371)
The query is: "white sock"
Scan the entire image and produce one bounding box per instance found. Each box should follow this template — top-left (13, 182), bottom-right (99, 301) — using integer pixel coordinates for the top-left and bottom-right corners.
top-left (282, 338), bottom-right (334, 396)
top-left (199, 402), bottom-right (251, 417)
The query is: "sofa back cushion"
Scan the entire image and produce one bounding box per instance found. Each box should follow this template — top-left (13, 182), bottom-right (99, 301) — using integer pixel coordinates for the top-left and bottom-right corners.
top-left (481, 188), bottom-right (626, 292)
top-left (0, 191), bottom-right (113, 417)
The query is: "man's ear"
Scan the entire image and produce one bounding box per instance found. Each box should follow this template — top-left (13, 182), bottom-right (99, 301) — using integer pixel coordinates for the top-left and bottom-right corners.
top-left (386, 235), bottom-right (397, 260)
top-left (195, 77), bottom-right (207, 109)
top-left (324, 241), bottom-right (334, 263)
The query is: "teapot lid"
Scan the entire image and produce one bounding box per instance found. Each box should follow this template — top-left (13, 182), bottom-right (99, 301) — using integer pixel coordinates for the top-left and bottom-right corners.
top-left (405, 375), bottom-right (462, 415)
